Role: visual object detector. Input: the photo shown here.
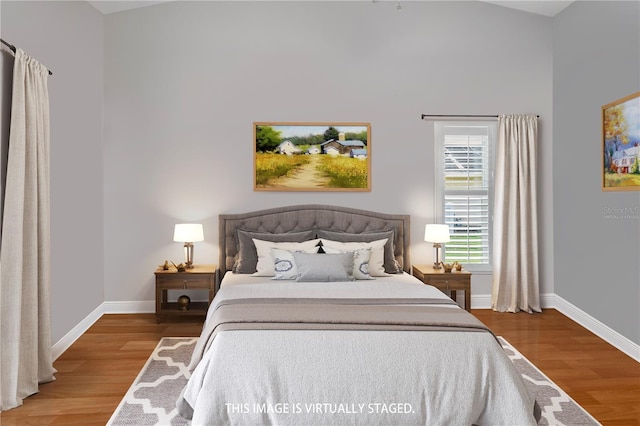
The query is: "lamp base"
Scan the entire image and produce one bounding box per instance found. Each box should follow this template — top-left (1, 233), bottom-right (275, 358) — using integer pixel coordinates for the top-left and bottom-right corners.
top-left (432, 242), bottom-right (443, 269)
top-left (184, 242), bottom-right (195, 269)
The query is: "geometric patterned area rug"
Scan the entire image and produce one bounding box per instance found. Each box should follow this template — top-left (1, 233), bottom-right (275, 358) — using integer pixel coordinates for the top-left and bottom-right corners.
top-left (497, 337), bottom-right (601, 426)
top-left (107, 337), bottom-right (601, 426)
top-left (106, 338), bottom-right (196, 426)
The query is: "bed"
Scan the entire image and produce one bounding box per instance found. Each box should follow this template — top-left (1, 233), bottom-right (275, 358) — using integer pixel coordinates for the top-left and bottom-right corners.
top-left (177, 204), bottom-right (539, 425)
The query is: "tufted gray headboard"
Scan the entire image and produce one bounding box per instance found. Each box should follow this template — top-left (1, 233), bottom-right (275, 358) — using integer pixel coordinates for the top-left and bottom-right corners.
top-left (219, 204), bottom-right (411, 277)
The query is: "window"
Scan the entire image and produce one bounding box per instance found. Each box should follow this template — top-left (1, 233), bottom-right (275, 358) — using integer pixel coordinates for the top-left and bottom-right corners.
top-left (434, 122), bottom-right (496, 270)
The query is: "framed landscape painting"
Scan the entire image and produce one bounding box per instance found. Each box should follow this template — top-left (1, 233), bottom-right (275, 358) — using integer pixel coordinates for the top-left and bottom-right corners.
top-left (602, 92), bottom-right (640, 191)
top-left (254, 122), bottom-right (371, 192)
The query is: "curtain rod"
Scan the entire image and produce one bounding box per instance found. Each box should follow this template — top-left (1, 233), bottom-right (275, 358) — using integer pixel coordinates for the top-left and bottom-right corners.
top-left (421, 114), bottom-right (539, 119)
top-left (1, 38), bottom-right (53, 76)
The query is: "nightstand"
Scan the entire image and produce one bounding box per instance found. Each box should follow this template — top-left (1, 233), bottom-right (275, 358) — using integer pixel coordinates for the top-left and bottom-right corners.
top-left (412, 264), bottom-right (472, 312)
top-left (154, 264), bottom-right (217, 323)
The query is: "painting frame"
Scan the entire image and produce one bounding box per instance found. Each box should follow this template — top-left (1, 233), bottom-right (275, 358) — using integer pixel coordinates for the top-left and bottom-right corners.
top-left (254, 122), bottom-right (371, 192)
top-left (602, 92), bottom-right (640, 191)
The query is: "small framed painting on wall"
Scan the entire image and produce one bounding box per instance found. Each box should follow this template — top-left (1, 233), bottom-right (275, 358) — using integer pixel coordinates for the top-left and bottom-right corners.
top-left (254, 122), bottom-right (371, 192)
top-left (602, 92), bottom-right (640, 191)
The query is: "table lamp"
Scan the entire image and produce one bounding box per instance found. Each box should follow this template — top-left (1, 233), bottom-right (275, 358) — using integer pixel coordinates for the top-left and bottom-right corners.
top-left (173, 224), bottom-right (204, 269)
top-left (424, 224), bottom-right (450, 269)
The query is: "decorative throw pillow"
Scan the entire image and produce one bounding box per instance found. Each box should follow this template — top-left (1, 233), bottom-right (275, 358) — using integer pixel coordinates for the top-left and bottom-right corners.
top-left (271, 247), bottom-right (319, 280)
top-left (292, 252), bottom-right (354, 282)
top-left (319, 238), bottom-right (387, 277)
top-left (322, 247), bottom-right (373, 280)
top-left (316, 229), bottom-right (402, 274)
top-left (253, 238), bottom-right (321, 277)
top-left (232, 229), bottom-right (316, 274)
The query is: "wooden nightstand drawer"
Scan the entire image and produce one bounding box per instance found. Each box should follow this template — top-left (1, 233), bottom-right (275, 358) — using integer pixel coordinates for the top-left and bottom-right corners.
top-left (447, 280), bottom-right (470, 291)
top-left (423, 277), bottom-right (452, 287)
top-left (156, 275), bottom-right (211, 289)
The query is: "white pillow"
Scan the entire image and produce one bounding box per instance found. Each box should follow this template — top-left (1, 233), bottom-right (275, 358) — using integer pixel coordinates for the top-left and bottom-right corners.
top-left (271, 247), bottom-right (319, 280)
top-left (320, 238), bottom-right (388, 276)
top-left (322, 247), bottom-right (373, 280)
top-left (252, 238), bottom-right (320, 276)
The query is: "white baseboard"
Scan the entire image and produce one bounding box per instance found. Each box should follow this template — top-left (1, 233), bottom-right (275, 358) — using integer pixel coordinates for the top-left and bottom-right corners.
top-left (54, 297), bottom-right (639, 363)
top-left (51, 304), bottom-right (104, 361)
top-left (553, 294), bottom-right (640, 362)
top-left (51, 301), bottom-right (155, 360)
top-left (102, 300), bottom-right (155, 314)
top-left (471, 293), bottom-right (492, 309)
top-left (470, 292), bottom-right (556, 310)
top-left (472, 292), bottom-right (640, 363)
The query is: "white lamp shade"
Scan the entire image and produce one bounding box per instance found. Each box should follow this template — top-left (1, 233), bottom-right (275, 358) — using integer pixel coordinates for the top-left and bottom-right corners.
top-left (173, 224), bottom-right (204, 242)
top-left (424, 224), bottom-right (450, 243)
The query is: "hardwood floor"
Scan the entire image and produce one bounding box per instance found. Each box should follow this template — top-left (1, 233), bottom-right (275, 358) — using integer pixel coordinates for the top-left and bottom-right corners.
top-left (1, 310), bottom-right (638, 425)
top-left (473, 309), bottom-right (640, 425)
top-left (0, 315), bottom-right (203, 426)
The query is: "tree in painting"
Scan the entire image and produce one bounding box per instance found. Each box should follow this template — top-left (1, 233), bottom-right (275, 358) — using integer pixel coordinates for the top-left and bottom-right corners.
top-left (603, 105), bottom-right (629, 172)
top-left (323, 126), bottom-right (339, 142)
top-left (256, 126), bottom-right (282, 152)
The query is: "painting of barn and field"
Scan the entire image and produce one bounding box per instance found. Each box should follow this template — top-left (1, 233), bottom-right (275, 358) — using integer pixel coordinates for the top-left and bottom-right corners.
top-left (602, 92), bottom-right (640, 191)
top-left (254, 123), bottom-right (371, 191)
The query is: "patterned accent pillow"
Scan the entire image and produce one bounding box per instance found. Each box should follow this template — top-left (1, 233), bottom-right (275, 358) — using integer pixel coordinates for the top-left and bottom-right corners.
top-left (271, 247), bottom-right (319, 280)
top-left (252, 239), bottom-right (321, 277)
top-left (319, 238), bottom-right (388, 277)
top-left (322, 247), bottom-right (373, 280)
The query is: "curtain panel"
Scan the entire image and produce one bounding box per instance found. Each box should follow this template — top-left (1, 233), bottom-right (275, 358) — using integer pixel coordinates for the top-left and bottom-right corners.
top-left (491, 114), bottom-right (541, 313)
top-left (0, 48), bottom-right (55, 411)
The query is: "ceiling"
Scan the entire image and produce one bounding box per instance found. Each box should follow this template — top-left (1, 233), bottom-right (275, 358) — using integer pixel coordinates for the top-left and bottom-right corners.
top-left (481, 1), bottom-right (574, 17)
top-left (88, 1), bottom-right (171, 15)
top-left (87, 0), bottom-right (575, 17)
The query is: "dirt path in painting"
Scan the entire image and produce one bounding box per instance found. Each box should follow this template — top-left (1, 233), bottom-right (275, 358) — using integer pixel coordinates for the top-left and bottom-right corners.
top-left (266, 155), bottom-right (330, 189)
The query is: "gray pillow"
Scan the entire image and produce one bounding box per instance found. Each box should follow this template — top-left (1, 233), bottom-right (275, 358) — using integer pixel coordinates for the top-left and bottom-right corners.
top-left (316, 229), bottom-right (401, 274)
top-left (292, 252), bottom-right (354, 282)
top-left (233, 229), bottom-right (317, 273)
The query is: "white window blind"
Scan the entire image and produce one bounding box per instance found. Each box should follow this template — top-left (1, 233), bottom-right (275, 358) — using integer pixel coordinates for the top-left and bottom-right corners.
top-left (434, 122), bottom-right (495, 269)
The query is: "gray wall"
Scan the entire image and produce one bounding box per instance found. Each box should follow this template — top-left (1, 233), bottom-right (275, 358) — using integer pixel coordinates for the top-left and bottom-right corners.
top-left (553, 1), bottom-right (640, 345)
top-left (1, 1), bottom-right (104, 343)
top-left (103, 1), bottom-right (554, 303)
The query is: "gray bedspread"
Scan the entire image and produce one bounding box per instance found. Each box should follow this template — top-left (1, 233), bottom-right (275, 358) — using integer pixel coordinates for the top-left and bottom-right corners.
top-left (177, 278), bottom-right (538, 425)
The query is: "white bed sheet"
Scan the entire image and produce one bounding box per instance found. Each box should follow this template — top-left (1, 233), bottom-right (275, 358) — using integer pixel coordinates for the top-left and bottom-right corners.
top-left (218, 271), bottom-right (452, 299)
